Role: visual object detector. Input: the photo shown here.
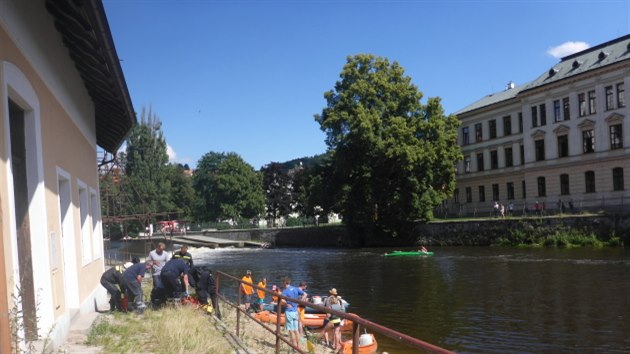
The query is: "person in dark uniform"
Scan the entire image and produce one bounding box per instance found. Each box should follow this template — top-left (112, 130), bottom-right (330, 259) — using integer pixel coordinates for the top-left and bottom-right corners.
top-left (122, 260), bottom-right (151, 314)
top-left (100, 262), bottom-right (132, 312)
top-left (160, 258), bottom-right (190, 299)
top-left (173, 244), bottom-right (193, 267)
top-left (189, 265), bottom-right (221, 318)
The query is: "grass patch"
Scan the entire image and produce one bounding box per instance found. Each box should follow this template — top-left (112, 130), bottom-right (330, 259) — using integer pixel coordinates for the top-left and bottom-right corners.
top-left (86, 306), bottom-right (233, 354)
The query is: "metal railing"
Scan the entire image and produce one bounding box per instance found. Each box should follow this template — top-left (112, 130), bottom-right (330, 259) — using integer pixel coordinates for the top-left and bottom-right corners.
top-left (215, 271), bottom-right (454, 354)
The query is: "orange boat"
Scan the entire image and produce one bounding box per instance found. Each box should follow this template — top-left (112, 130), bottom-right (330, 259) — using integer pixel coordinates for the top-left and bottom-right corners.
top-left (342, 333), bottom-right (378, 354)
top-left (254, 310), bottom-right (354, 331)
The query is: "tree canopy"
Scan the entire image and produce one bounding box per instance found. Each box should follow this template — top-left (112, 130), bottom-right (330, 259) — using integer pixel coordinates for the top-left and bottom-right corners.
top-left (261, 162), bottom-right (293, 227)
top-left (122, 107), bottom-right (174, 216)
top-left (193, 152), bottom-right (265, 223)
top-left (314, 54), bottom-right (461, 237)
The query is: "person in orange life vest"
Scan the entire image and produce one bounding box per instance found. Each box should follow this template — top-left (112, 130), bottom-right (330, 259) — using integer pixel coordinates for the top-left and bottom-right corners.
top-left (256, 277), bottom-right (267, 312)
top-left (240, 270), bottom-right (254, 311)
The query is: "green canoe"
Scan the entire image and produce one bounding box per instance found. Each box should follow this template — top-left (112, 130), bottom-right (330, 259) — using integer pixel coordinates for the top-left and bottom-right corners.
top-left (384, 251), bottom-right (434, 257)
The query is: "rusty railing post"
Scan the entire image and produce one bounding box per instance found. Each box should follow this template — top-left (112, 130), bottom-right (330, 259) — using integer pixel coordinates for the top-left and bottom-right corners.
top-left (352, 321), bottom-right (360, 354)
top-left (236, 286), bottom-right (241, 337)
top-left (275, 306), bottom-right (282, 353)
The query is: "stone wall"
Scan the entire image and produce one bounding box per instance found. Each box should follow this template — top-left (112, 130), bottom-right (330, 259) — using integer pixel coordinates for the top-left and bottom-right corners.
top-left (198, 215), bottom-right (629, 247)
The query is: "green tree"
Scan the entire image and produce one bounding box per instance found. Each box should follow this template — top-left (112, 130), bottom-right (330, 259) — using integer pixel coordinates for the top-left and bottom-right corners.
top-left (261, 162), bottom-right (292, 227)
top-left (123, 107), bottom-right (174, 220)
top-left (168, 163), bottom-right (196, 220)
top-left (315, 54), bottom-right (461, 238)
top-left (193, 152), bottom-right (264, 223)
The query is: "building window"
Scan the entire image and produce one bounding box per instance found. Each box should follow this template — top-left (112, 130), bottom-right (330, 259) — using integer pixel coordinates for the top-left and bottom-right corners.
top-left (560, 174), bottom-right (570, 195)
top-left (489, 119), bottom-right (497, 139)
top-left (558, 135), bottom-right (569, 157)
top-left (613, 167), bottom-right (624, 191)
top-left (505, 147), bottom-right (513, 167)
top-left (606, 86), bottom-right (614, 110)
top-left (617, 83), bottom-right (625, 107)
top-left (522, 180), bottom-right (526, 199)
top-left (585, 171), bottom-right (595, 193)
top-left (518, 112), bottom-right (523, 132)
top-left (520, 144), bottom-right (525, 165)
top-left (610, 124), bottom-right (623, 150)
top-left (578, 93), bottom-right (587, 117)
top-left (475, 123), bottom-right (483, 142)
top-left (478, 185), bottom-right (485, 202)
top-left (507, 182), bottom-right (514, 200)
top-left (466, 187), bottom-right (472, 203)
top-left (464, 155), bottom-right (471, 173)
top-left (582, 129), bottom-right (595, 153)
top-left (535, 139), bottom-right (545, 161)
top-left (462, 127), bottom-right (470, 145)
top-left (477, 153), bottom-right (484, 171)
top-left (588, 90), bottom-right (596, 114)
top-left (554, 100), bottom-right (561, 122)
top-left (492, 184), bottom-right (499, 201)
top-left (539, 103), bottom-right (547, 126)
top-left (537, 176), bottom-right (546, 197)
top-left (503, 115), bottom-right (511, 136)
top-left (454, 188), bottom-right (460, 203)
top-left (563, 97), bottom-right (571, 120)
top-left (531, 106), bottom-right (538, 127)
top-left (490, 150), bottom-right (498, 169)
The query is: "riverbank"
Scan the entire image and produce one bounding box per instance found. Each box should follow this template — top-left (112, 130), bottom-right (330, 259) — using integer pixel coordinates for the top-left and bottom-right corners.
top-left (78, 306), bottom-right (340, 354)
top-left (182, 213), bottom-right (629, 247)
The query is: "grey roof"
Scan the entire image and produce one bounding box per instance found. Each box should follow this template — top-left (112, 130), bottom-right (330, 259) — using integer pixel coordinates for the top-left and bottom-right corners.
top-left (523, 34), bottom-right (630, 93)
top-left (455, 34), bottom-right (630, 117)
top-left (454, 83), bottom-right (527, 116)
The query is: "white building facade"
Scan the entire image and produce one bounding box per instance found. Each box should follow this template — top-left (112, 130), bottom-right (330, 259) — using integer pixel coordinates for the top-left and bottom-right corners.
top-left (450, 35), bottom-right (630, 217)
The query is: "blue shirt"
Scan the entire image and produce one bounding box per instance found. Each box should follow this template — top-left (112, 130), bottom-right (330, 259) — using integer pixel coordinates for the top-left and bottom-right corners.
top-left (122, 263), bottom-right (147, 283)
top-left (161, 258), bottom-right (190, 276)
top-left (281, 285), bottom-right (305, 312)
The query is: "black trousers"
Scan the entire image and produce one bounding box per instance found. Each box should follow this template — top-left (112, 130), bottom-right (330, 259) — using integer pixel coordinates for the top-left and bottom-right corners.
top-left (161, 270), bottom-right (182, 298)
top-left (100, 278), bottom-right (122, 311)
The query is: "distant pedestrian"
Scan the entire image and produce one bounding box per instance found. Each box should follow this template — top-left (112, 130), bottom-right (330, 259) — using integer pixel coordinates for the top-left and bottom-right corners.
top-left (493, 201), bottom-right (499, 217)
top-left (508, 202), bottom-right (514, 216)
top-left (500, 204), bottom-right (505, 218)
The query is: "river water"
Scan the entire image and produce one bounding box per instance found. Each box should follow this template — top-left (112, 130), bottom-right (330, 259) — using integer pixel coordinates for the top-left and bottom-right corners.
top-left (112, 243), bottom-right (630, 353)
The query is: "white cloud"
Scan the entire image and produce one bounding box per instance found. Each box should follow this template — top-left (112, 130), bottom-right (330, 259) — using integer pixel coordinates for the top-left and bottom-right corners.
top-left (547, 41), bottom-right (590, 59)
top-left (166, 144), bottom-right (177, 163)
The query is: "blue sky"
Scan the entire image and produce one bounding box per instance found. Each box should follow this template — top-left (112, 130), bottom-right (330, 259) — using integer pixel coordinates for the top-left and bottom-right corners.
top-left (103, 0), bottom-right (630, 169)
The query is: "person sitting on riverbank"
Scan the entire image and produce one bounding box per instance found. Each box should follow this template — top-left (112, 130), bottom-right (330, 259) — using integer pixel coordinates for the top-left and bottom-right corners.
top-left (420, 246), bottom-right (428, 253)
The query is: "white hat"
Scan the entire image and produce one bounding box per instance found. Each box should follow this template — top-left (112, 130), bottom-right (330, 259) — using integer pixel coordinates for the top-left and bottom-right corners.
top-left (123, 262), bottom-right (133, 270)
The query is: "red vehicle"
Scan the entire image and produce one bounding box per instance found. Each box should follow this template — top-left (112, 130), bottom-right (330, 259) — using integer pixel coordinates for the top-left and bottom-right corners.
top-left (157, 220), bottom-right (187, 235)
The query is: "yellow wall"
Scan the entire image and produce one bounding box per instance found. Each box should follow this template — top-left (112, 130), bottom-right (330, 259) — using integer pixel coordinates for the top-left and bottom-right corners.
top-left (0, 22), bottom-right (103, 326)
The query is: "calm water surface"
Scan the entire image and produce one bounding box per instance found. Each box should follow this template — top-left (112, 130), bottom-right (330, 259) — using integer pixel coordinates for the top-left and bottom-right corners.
top-left (114, 243), bottom-right (630, 353)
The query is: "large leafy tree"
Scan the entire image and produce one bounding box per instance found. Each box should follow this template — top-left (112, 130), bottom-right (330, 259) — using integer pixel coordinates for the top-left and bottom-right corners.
top-left (123, 107), bottom-right (174, 218)
top-left (315, 54), bottom-right (461, 237)
top-left (168, 163), bottom-right (196, 220)
top-left (193, 152), bottom-right (265, 223)
top-left (261, 162), bottom-right (292, 227)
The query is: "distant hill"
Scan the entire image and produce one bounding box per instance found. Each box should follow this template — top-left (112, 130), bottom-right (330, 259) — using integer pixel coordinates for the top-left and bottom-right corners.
top-left (269, 153), bottom-right (328, 172)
